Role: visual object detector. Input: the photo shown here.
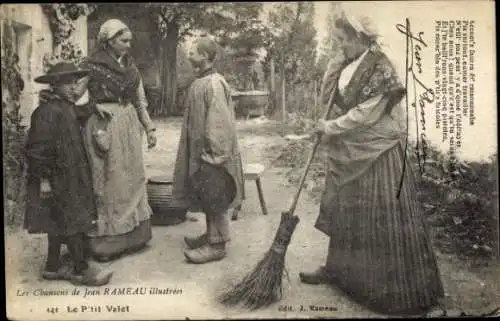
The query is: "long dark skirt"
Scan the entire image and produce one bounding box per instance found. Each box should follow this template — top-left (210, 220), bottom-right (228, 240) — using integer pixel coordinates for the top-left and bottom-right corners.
top-left (315, 143), bottom-right (444, 316)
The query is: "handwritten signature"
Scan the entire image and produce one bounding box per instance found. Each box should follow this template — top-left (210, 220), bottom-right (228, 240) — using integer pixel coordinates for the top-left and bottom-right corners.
top-left (396, 19), bottom-right (434, 175)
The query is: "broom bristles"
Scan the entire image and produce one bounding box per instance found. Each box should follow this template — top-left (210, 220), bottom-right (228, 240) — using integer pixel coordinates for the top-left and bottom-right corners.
top-left (218, 249), bottom-right (286, 309)
top-left (217, 212), bottom-right (299, 310)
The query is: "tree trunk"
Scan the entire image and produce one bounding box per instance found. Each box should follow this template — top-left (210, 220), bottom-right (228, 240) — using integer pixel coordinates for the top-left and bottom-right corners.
top-left (280, 56), bottom-right (286, 137)
top-left (313, 79), bottom-right (318, 120)
top-left (269, 57), bottom-right (276, 115)
top-left (159, 21), bottom-right (179, 116)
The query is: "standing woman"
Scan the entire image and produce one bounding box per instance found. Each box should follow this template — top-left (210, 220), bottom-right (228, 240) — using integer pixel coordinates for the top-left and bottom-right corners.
top-left (82, 19), bottom-right (157, 262)
top-left (299, 10), bottom-right (445, 316)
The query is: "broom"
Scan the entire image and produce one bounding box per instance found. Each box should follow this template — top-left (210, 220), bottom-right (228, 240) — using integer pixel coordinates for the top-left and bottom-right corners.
top-left (218, 78), bottom-right (341, 310)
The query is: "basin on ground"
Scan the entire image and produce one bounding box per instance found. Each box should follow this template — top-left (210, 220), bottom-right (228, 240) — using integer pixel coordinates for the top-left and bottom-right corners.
top-left (231, 90), bottom-right (269, 118)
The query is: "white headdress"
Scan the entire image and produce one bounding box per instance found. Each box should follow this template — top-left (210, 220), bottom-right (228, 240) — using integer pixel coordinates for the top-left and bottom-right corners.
top-left (337, 2), bottom-right (379, 40)
top-left (97, 19), bottom-right (130, 45)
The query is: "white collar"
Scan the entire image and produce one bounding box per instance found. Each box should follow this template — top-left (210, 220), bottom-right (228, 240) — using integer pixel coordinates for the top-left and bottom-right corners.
top-left (75, 90), bottom-right (89, 106)
top-left (351, 49), bottom-right (370, 67)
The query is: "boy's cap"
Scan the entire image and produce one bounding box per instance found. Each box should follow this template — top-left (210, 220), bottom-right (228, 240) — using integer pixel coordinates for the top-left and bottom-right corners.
top-left (35, 62), bottom-right (89, 84)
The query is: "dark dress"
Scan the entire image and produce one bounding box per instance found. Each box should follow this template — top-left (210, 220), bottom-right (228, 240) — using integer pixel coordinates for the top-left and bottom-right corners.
top-left (24, 96), bottom-right (97, 236)
top-left (315, 49), bottom-right (444, 315)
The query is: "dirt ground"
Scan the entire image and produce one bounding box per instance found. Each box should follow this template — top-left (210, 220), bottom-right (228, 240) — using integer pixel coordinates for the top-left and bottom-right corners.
top-left (5, 117), bottom-right (500, 320)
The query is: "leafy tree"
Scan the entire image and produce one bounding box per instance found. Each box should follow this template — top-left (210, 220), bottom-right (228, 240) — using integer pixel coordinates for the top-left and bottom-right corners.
top-left (149, 4), bottom-right (207, 116)
top-left (203, 3), bottom-right (266, 55)
top-left (261, 2), bottom-right (318, 117)
top-left (262, 2), bottom-right (318, 82)
top-left (201, 3), bottom-right (267, 91)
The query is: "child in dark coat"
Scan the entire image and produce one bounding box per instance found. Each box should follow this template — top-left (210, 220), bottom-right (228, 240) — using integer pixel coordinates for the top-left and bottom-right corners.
top-left (25, 62), bottom-right (113, 285)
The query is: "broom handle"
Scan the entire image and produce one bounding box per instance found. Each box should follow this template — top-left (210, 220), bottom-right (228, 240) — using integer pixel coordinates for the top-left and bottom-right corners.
top-left (287, 88), bottom-right (337, 216)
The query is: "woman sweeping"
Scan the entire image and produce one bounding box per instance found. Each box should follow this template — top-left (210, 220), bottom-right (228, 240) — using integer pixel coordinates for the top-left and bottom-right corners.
top-left (81, 19), bottom-right (157, 262)
top-left (299, 9), bottom-right (445, 316)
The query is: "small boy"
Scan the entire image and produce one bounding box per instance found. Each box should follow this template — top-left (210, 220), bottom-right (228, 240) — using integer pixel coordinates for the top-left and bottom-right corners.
top-left (25, 62), bottom-right (112, 285)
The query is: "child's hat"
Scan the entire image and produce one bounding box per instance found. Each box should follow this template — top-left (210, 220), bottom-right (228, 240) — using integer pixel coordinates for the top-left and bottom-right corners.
top-left (34, 62), bottom-right (89, 84)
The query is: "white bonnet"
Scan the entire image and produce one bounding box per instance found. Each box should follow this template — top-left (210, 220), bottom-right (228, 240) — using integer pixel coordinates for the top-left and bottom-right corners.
top-left (337, 2), bottom-right (379, 39)
top-left (97, 19), bottom-right (130, 44)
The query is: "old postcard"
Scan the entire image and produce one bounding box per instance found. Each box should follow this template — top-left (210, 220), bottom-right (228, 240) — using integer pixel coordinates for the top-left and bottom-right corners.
top-left (3, 1), bottom-right (498, 320)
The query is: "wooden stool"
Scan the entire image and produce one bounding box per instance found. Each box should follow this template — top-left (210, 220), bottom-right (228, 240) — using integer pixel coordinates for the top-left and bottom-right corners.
top-left (231, 163), bottom-right (268, 220)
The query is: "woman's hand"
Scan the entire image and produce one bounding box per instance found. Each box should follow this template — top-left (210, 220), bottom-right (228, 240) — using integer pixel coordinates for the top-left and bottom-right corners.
top-left (95, 104), bottom-right (113, 119)
top-left (313, 119), bottom-right (335, 145)
top-left (146, 129), bottom-right (157, 149)
top-left (314, 119), bottom-right (329, 136)
top-left (40, 179), bottom-right (52, 199)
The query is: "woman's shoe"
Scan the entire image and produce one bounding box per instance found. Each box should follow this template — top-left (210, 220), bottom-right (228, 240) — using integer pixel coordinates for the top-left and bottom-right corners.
top-left (42, 264), bottom-right (73, 281)
top-left (92, 243), bottom-right (148, 262)
top-left (299, 266), bottom-right (329, 285)
top-left (124, 243), bottom-right (149, 256)
top-left (70, 263), bottom-right (113, 286)
top-left (184, 234), bottom-right (208, 249)
top-left (421, 305), bottom-right (447, 318)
